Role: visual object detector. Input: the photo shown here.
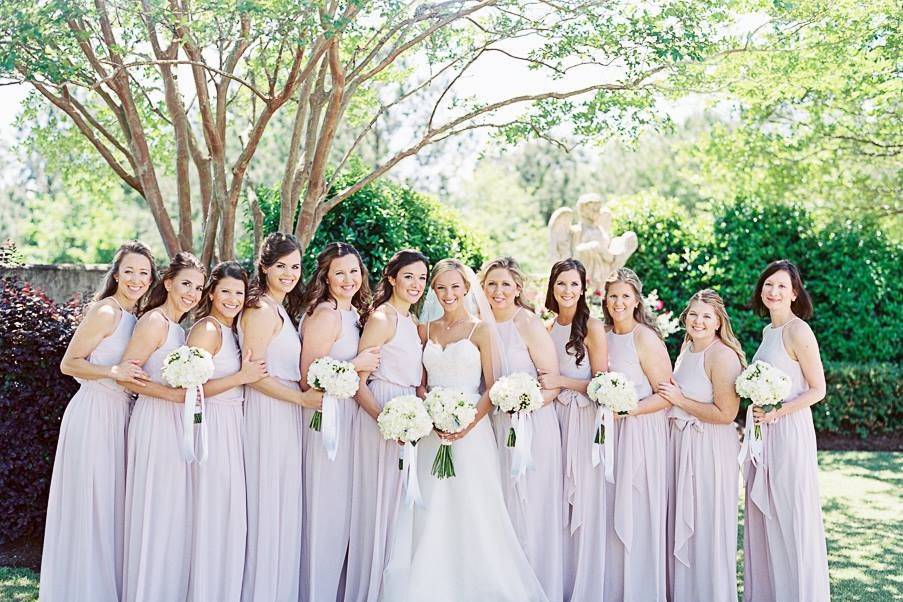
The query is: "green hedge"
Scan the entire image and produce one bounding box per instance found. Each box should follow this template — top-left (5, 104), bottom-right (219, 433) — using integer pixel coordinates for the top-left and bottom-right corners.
top-left (815, 362), bottom-right (903, 438)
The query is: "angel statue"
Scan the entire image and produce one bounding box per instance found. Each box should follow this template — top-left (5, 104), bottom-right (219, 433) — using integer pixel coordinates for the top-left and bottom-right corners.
top-left (548, 193), bottom-right (639, 289)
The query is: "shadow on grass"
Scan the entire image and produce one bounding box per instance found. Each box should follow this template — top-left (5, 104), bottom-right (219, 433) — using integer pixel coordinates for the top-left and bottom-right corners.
top-left (0, 567), bottom-right (39, 602)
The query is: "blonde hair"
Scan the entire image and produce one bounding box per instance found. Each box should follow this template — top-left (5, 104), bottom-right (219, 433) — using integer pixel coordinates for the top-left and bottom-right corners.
top-left (679, 289), bottom-right (746, 366)
top-left (430, 258), bottom-right (472, 293)
top-left (479, 256), bottom-right (530, 309)
top-left (602, 267), bottom-right (663, 339)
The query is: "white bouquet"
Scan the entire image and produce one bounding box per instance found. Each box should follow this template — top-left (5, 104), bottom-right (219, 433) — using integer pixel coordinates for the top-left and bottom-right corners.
top-left (307, 356), bottom-right (360, 431)
top-left (424, 387), bottom-right (477, 479)
top-left (490, 372), bottom-right (544, 447)
top-left (587, 371), bottom-right (638, 444)
top-left (161, 345), bottom-right (215, 464)
top-left (377, 395), bottom-right (434, 467)
top-left (736, 360), bottom-right (791, 439)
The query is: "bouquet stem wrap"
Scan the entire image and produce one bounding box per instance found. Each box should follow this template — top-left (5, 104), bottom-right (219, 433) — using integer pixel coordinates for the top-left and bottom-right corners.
top-left (401, 441), bottom-right (423, 508)
top-left (509, 412), bottom-right (534, 482)
top-left (181, 385), bottom-right (208, 464)
top-left (591, 407), bottom-right (615, 484)
top-left (737, 405), bottom-right (764, 467)
top-left (318, 393), bottom-right (340, 461)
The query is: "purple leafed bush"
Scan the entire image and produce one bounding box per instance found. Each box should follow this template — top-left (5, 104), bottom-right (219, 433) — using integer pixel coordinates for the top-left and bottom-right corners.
top-left (0, 276), bottom-right (80, 544)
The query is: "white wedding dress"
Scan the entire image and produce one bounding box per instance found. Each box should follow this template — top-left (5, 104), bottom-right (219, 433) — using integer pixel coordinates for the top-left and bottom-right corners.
top-left (380, 335), bottom-right (549, 602)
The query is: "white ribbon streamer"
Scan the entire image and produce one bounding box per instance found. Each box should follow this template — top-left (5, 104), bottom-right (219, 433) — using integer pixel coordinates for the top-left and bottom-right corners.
top-left (510, 412), bottom-right (535, 481)
top-left (591, 406), bottom-right (603, 468)
top-left (321, 393), bottom-right (339, 461)
top-left (401, 441), bottom-right (423, 508)
top-left (602, 408), bottom-right (615, 483)
top-left (737, 405), bottom-right (763, 467)
top-left (181, 385), bottom-right (208, 464)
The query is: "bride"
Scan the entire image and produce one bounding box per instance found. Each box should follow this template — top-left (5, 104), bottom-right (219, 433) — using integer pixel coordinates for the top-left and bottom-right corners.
top-left (380, 259), bottom-right (548, 602)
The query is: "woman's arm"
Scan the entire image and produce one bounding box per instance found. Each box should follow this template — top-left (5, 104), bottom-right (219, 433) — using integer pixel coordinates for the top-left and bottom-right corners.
top-left (299, 305), bottom-right (342, 391)
top-left (520, 313), bottom-right (561, 405)
top-left (632, 326), bottom-right (673, 415)
top-left (757, 320), bottom-right (826, 423)
top-left (355, 308), bottom-right (397, 420)
top-left (661, 345), bottom-right (741, 424)
top-left (118, 312), bottom-right (182, 402)
top-left (187, 318), bottom-right (267, 398)
top-left (60, 301), bottom-right (149, 385)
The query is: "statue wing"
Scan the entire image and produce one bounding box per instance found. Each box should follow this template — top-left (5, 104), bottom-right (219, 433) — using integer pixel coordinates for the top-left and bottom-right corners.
top-left (547, 207), bottom-right (575, 260)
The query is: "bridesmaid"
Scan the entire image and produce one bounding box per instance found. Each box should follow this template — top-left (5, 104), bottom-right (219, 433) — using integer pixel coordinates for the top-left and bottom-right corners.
top-left (602, 267), bottom-right (672, 602)
top-left (239, 232), bottom-right (323, 602)
top-left (345, 249), bottom-right (429, 602)
top-left (481, 256), bottom-right (565, 602)
top-left (658, 289), bottom-right (743, 602)
top-left (742, 260), bottom-right (830, 602)
top-left (185, 262), bottom-right (268, 602)
top-left (298, 242), bottom-right (379, 601)
top-left (39, 242), bottom-right (155, 602)
top-left (120, 252), bottom-right (206, 602)
top-left (541, 259), bottom-right (609, 602)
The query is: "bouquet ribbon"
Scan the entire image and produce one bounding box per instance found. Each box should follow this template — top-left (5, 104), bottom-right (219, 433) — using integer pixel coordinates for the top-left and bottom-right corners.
top-left (510, 412), bottom-right (534, 485)
top-left (321, 393), bottom-right (340, 461)
top-left (591, 407), bottom-right (615, 484)
top-left (181, 385), bottom-right (208, 464)
top-left (401, 441), bottom-right (423, 508)
top-left (737, 405), bottom-right (763, 467)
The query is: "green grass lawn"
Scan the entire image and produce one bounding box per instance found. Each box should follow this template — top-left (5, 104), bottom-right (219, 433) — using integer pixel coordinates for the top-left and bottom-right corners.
top-left (2, 451), bottom-right (900, 601)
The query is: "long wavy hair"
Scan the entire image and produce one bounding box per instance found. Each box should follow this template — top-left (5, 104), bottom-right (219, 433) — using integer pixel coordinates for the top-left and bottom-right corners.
top-left (138, 251), bottom-right (206, 322)
top-left (750, 259), bottom-right (813, 320)
top-left (300, 242), bottom-right (371, 320)
top-left (362, 249), bottom-right (429, 327)
top-left (602, 267), bottom-right (663, 339)
top-left (94, 241), bottom-right (158, 306)
top-left (194, 261), bottom-right (248, 330)
top-left (245, 232), bottom-right (305, 321)
top-left (545, 258), bottom-right (590, 367)
top-left (679, 289), bottom-right (746, 366)
top-left (479, 256), bottom-right (532, 310)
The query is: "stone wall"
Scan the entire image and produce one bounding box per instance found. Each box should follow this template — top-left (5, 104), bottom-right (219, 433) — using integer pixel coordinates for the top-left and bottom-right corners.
top-left (0, 264), bottom-right (109, 303)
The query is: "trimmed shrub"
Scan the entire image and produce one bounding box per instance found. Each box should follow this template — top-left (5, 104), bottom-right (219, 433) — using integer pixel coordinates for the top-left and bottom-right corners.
top-left (816, 362), bottom-right (903, 438)
top-left (0, 277), bottom-right (79, 544)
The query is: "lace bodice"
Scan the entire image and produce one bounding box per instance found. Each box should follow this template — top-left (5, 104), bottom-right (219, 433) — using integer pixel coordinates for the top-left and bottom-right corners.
top-left (422, 339), bottom-right (482, 395)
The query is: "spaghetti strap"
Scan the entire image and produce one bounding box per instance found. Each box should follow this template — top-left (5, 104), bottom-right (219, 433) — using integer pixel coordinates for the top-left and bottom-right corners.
top-left (466, 322), bottom-right (479, 340)
top-left (426, 320), bottom-right (431, 340)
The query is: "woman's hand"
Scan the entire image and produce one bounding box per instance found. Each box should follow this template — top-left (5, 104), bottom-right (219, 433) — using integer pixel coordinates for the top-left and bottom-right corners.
top-left (538, 372), bottom-right (563, 390)
top-left (109, 360), bottom-right (150, 386)
top-left (298, 388), bottom-right (324, 409)
top-left (238, 352), bottom-right (268, 384)
top-left (437, 421), bottom-right (475, 443)
top-left (657, 378), bottom-right (684, 407)
top-left (352, 346), bottom-right (381, 372)
top-left (752, 406), bottom-right (781, 425)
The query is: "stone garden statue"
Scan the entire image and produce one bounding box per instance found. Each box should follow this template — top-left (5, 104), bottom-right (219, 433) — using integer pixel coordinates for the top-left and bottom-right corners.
top-left (548, 193), bottom-right (639, 289)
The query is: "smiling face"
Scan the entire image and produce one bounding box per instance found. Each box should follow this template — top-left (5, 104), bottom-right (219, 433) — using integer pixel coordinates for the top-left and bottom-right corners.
top-left (264, 250), bottom-right (303, 296)
top-left (165, 268), bottom-right (205, 314)
top-left (605, 280), bottom-right (639, 325)
top-left (684, 299), bottom-right (720, 343)
top-left (327, 253), bottom-right (363, 304)
top-left (115, 252), bottom-right (153, 302)
top-left (553, 268), bottom-right (583, 311)
top-left (210, 276), bottom-right (246, 321)
top-left (390, 261), bottom-right (428, 305)
top-left (760, 269), bottom-right (796, 314)
top-left (483, 267), bottom-right (520, 311)
top-left (432, 268), bottom-right (469, 314)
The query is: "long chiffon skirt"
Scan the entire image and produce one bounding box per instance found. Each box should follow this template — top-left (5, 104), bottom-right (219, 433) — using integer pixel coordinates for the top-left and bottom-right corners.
top-left (605, 410), bottom-right (668, 602)
top-left (666, 419), bottom-right (739, 602)
top-left (382, 419), bottom-right (549, 602)
top-left (492, 404), bottom-right (564, 601)
top-left (302, 398), bottom-right (357, 602)
top-left (242, 381), bottom-right (304, 602)
top-left (188, 401), bottom-right (247, 602)
top-left (122, 394), bottom-right (192, 602)
top-left (556, 394), bottom-right (610, 602)
top-left (39, 381), bottom-right (130, 602)
top-left (743, 407), bottom-right (830, 602)
top-left (345, 381), bottom-right (411, 602)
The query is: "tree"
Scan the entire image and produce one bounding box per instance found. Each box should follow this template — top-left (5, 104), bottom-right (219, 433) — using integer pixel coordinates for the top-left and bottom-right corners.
top-left (1, 0), bottom-right (742, 261)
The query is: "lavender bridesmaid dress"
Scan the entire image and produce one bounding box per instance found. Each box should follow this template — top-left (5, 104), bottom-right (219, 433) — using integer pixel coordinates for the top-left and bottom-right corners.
top-left (122, 316), bottom-right (191, 602)
top-left (39, 304), bottom-right (135, 602)
top-left (604, 326), bottom-right (667, 602)
top-left (240, 302), bottom-right (304, 602)
top-left (743, 319), bottom-right (830, 602)
top-left (551, 321), bottom-right (608, 602)
top-left (188, 321), bottom-right (247, 602)
top-left (345, 307), bottom-right (422, 602)
top-left (666, 343), bottom-right (739, 602)
top-left (301, 308), bottom-right (360, 601)
top-left (491, 309), bottom-right (564, 602)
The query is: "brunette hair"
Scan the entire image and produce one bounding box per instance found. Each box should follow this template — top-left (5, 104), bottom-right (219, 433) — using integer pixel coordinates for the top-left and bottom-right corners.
top-left (94, 241), bottom-right (158, 304)
top-left (679, 289), bottom-right (746, 366)
top-left (245, 232), bottom-right (305, 321)
top-left (193, 261), bottom-right (248, 326)
top-left (299, 242), bottom-right (371, 319)
top-left (750, 259), bottom-right (813, 320)
top-left (602, 267), bottom-right (663, 339)
top-left (362, 249), bottom-right (429, 326)
top-left (479, 256), bottom-right (531, 310)
top-left (544, 258), bottom-right (590, 367)
top-left (138, 252), bottom-right (206, 321)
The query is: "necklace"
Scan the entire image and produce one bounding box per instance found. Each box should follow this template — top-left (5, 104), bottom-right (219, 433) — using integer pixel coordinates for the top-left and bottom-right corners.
top-left (441, 317), bottom-right (467, 331)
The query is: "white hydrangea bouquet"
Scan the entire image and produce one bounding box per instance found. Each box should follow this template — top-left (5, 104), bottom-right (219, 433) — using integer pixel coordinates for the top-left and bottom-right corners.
top-left (424, 387), bottom-right (477, 479)
top-left (161, 345), bottom-right (215, 463)
top-left (736, 360), bottom-right (791, 440)
top-left (307, 357), bottom-right (359, 460)
top-left (587, 371), bottom-right (638, 444)
top-left (489, 372), bottom-right (544, 447)
top-left (378, 394), bottom-right (434, 507)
